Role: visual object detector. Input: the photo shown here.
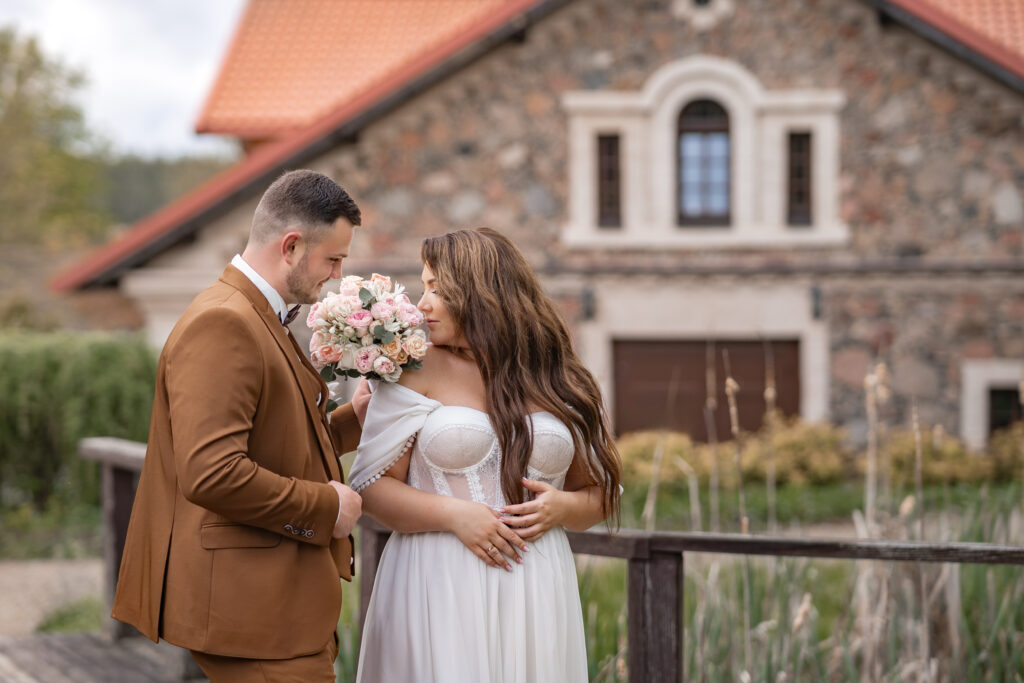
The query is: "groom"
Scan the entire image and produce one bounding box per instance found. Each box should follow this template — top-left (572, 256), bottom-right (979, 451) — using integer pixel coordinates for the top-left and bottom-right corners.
top-left (112, 170), bottom-right (366, 681)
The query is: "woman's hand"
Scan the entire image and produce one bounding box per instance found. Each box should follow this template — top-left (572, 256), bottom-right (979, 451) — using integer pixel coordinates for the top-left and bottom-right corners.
top-left (498, 478), bottom-right (568, 542)
top-left (446, 497), bottom-right (528, 572)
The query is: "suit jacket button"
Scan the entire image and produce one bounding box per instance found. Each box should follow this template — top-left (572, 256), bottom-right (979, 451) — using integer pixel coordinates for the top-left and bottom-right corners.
top-left (305, 529), bottom-right (314, 539)
top-left (284, 524), bottom-right (294, 533)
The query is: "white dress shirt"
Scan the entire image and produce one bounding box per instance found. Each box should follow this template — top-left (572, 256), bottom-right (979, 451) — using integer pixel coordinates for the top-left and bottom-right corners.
top-left (231, 254), bottom-right (289, 322)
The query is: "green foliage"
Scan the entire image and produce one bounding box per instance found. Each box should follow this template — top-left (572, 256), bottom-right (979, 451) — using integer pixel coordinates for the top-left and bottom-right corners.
top-left (987, 422), bottom-right (1024, 482)
top-left (99, 153), bottom-right (235, 226)
top-left (0, 26), bottom-right (111, 245)
top-left (35, 595), bottom-right (103, 633)
top-left (618, 417), bottom-right (852, 491)
top-left (0, 330), bottom-right (156, 509)
top-left (0, 501), bottom-right (101, 558)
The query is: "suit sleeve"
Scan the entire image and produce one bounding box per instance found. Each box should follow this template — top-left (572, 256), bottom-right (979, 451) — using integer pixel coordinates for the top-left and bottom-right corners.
top-left (329, 402), bottom-right (362, 456)
top-left (166, 307), bottom-right (338, 546)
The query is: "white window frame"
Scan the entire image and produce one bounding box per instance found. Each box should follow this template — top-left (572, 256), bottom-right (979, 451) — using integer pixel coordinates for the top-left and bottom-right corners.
top-left (960, 358), bottom-right (1024, 451)
top-left (562, 55), bottom-right (848, 250)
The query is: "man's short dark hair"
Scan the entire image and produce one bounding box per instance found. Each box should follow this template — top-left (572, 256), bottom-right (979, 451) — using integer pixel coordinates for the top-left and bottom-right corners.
top-left (250, 170), bottom-right (361, 244)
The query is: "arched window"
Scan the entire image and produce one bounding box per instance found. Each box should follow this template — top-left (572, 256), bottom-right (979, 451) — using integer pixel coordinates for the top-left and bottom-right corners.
top-left (677, 100), bottom-right (730, 226)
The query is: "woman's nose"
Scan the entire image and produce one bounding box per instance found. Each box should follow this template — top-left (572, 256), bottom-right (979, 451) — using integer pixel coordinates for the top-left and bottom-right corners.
top-left (417, 294), bottom-right (429, 312)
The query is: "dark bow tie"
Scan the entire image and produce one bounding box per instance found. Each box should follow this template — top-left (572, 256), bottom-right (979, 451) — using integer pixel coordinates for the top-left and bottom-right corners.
top-left (282, 304), bottom-right (302, 326)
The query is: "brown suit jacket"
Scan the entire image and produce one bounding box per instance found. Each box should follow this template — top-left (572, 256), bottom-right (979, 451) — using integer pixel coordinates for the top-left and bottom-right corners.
top-left (112, 264), bottom-right (360, 659)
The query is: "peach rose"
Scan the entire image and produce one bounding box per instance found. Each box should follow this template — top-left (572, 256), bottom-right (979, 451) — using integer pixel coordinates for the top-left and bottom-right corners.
top-left (403, 329), bottom-right (429, 360)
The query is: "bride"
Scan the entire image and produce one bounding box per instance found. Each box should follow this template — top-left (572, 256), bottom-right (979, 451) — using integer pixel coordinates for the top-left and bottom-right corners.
top-left (349, 228), bottom-right (622, 682)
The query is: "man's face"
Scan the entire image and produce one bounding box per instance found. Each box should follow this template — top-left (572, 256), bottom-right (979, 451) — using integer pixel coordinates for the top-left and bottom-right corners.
top-left (285, 217), bottom-right (354, 304)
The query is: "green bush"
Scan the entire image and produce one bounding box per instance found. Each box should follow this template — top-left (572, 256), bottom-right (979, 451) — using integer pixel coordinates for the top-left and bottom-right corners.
top-left (0, 331), bottom-right (156, 510)
top-left (618, 417), bottom-right (852, 491)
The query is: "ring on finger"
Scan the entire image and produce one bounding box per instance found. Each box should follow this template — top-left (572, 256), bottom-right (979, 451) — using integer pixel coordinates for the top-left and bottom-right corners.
top-left (486, 545), bottom-right (497, 554)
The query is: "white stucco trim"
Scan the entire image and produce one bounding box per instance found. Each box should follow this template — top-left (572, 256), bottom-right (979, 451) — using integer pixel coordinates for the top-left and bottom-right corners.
top-left (122, 268), bottom-right (221, 347)
top-left (960, 358), bottom-right (1024, 451)
top-left (575, 279), bottom-right (829, 427)
top-left (562, 56), bottom-right (847, 250)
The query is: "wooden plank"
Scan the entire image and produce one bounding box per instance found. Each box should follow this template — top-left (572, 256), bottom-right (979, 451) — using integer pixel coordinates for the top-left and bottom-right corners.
top-left (647, 531), bottom-right (1024, 565)
top-left (627, 551), bottom-right (683, 683)
top-left (566, 529), bottom-right (648, 559)
top-left (79, 437), bottom-right (146, 472)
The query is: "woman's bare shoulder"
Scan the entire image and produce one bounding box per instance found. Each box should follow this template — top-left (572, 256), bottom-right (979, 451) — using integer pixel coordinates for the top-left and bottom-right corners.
top-left (397, 344), bottom-right (457, 394)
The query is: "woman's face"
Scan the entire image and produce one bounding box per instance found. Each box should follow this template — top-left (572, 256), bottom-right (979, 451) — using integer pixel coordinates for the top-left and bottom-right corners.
top-left (418, 263), bottom-right (465, 349)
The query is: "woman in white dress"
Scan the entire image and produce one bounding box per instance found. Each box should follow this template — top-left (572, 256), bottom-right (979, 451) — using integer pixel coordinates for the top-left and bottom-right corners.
top-left (349, 228), bottom-right (622, 683)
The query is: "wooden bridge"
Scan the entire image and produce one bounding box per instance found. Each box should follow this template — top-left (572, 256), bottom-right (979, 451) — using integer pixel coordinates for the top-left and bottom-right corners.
top-left (4, 437), bottom-right (1023, 682)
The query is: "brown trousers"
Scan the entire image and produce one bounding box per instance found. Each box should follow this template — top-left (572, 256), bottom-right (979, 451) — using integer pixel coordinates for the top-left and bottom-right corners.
top-left (190, 635), bottom-right (338, 682)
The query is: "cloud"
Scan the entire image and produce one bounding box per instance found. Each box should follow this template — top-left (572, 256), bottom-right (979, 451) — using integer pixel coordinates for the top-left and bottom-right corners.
top-left (0, 0), bottom-right (247, 156)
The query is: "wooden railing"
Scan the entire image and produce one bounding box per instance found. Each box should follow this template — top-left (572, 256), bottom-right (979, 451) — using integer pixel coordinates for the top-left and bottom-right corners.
top-left (83, 437), bottom-right (1024, 682)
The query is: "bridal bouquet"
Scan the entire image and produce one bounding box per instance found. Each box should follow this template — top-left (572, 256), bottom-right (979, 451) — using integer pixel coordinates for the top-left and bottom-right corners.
top-left (307, 274), bottom-right (428, 397)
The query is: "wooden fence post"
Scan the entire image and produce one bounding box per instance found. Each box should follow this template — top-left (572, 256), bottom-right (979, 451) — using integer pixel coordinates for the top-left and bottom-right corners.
top-left (627, 550), bottom-right (683, 682)
top-left (101, 462), bottom-right (137, 640)
top-left (358, 520), bottom-right (391, 631)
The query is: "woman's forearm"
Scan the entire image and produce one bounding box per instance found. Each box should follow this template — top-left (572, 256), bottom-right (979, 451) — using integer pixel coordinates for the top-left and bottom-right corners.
top-left (556, 485), bottom-right (607, 531)
top-left (360, 476), bottom-right (459, 533)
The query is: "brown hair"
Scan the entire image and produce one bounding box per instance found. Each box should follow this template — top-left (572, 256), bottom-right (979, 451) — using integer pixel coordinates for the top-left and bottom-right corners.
top-left (250, 169), bottom-right (361, 245)
top-left (421, 228), bottom-right (621, 520)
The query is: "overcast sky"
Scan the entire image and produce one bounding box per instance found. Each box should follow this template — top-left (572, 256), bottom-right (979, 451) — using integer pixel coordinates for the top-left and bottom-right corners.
top-left (0, 0), bottom-right (248, 157)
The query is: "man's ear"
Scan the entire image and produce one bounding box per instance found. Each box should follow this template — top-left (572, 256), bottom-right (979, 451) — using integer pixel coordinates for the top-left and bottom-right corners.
top-left (281, 231), bottom-right (304, 265)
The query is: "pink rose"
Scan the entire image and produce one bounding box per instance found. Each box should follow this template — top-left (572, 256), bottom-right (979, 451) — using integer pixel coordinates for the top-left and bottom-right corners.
top-left (398, 303), bottom-right (423, 327)
top-left (355, 346), bottom-right (380, 374)
top-left (306, 302), bottom-right (325, 328)
top-left (309, 330), bottom-right (329, 353)
top-left (373, 354), bottom-right (402, 381)
top-left (346, 310), bottom-right (374, 332)
top-left (370, 301), bottom-right (396, 321)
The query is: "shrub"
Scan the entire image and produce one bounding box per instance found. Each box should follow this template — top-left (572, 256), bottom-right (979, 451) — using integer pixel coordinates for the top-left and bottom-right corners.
top-left (617, 417), bottom-right (851, 490)
top-left (864, 426), bottom-right (989, 486)
top-left (0, 331), bottom-right (156, 509)
top-left (988, 422), bottom-right (1024, 482)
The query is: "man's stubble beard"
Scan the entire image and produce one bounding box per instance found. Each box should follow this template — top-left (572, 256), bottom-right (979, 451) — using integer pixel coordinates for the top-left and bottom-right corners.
top-left (284, 253), bottom-right (324, 305)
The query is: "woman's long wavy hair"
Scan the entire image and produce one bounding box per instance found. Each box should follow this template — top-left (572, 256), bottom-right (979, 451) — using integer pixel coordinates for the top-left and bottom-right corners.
top-left (421, 228), bottom-right (621, 521)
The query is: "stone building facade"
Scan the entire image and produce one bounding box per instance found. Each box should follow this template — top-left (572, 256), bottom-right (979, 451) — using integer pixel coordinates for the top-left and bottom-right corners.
top-left (58, 0), bottom-right (1024, 449)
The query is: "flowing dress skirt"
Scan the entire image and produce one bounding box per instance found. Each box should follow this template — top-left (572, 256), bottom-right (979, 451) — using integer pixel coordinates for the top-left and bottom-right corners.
top-left (356, 526), bottom-right (588, 683)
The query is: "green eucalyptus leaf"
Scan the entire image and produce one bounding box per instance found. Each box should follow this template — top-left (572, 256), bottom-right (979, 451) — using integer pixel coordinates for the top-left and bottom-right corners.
top-left (359, 287), bottom-right (375, 305)
top-left (319, 366), bottom-right (336, 382)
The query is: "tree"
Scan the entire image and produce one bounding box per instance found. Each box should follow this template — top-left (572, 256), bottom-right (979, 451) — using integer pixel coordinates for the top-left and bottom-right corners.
top-left (0, 26), bottom-right (110, 245)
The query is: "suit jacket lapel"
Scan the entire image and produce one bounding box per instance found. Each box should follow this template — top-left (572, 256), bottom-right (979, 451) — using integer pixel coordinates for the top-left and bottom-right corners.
top-left (218, 265), bottom-right (343, 483)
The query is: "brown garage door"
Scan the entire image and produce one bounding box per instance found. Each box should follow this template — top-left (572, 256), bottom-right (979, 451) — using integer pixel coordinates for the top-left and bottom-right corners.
top-left (613, 339), bottom-right (800, 440)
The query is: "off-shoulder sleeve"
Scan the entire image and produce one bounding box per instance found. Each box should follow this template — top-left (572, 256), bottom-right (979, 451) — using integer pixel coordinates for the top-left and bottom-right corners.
top-left (348, 381), bottom-right (441, 492)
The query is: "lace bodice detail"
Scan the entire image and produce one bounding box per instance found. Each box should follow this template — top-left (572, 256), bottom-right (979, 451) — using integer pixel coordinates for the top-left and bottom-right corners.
top-left (407, 406), bottom-right (575, 507)
top-left (350, 381), bottom-right (575, 507)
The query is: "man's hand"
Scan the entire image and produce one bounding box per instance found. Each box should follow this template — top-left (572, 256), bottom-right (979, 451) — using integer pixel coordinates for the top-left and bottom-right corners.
top-left (352, 378), bottom-right (372, 427)
top-left (329, 481), bottom-right (362, 538)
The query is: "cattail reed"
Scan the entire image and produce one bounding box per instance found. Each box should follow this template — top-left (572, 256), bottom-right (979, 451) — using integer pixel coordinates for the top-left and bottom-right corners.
top-left (673, 454), bottom-right (702, 531)
top-left (864, 371), bottom-right (879, 533)
top-left (911, 400), bottom-right (930, 680)
top-left (705, 340), bottom-right (721, 532)
top-left (763, 339), bottom-right (778, 534)
top-left (723, 349), bottom-right (752, 675)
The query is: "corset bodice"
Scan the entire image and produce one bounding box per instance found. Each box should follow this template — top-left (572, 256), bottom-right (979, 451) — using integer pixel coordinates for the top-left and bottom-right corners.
top-left (407, 405), bottom-right (575, 507)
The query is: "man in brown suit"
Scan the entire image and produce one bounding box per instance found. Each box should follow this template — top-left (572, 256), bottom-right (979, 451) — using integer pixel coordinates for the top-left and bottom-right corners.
top-left (112, 170), bottom-right (366, 681)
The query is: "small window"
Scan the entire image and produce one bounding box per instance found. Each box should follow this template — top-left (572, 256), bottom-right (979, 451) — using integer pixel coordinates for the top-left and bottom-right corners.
top-left (597, 134), bottom-right (622, 228)
top-left (678, 100), bottom-right (730, 226)
top-left (990, 387), bottom-right (1022, 435)
top-left (787, 132), bottom-right (812, 226)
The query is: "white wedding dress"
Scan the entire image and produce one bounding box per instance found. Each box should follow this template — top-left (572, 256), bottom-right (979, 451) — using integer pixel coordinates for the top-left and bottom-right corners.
top-left (351, 382), bottom-right (588, 683)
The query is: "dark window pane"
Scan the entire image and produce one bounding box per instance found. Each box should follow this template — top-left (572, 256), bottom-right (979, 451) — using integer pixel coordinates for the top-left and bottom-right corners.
top-left (597, 134), bottom-right (621, 228)
top-left (990, 388), bottom-right (1022, 435)
top-left (787, 132), bottom-right (812, 226)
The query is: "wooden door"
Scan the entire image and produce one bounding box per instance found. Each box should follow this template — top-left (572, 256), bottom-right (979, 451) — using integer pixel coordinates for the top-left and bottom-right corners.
top-left (612, 339), bottom-right (800, 440)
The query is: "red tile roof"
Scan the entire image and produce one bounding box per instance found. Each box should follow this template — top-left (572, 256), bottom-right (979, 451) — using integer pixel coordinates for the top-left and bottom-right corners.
top-left (197, 0), bottom-right (518, 140)
top-left (891, 0), bottom-right (1024, 81)
top-left (53, 0), bottom-right (1024, 292)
